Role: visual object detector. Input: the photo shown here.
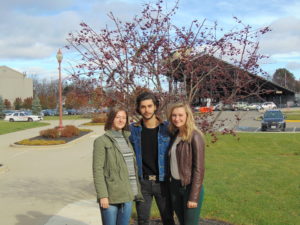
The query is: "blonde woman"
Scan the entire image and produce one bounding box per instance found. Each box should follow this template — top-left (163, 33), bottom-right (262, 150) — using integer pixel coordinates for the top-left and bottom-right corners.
top-left (167, 102), bottom-right (205, 225)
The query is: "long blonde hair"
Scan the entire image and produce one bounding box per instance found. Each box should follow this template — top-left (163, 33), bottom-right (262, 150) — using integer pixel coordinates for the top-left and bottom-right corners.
top-left (167, 102), bottom-right (201, 142)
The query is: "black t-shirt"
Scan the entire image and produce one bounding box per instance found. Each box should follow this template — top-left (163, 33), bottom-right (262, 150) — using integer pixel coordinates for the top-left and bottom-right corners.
top-left (141, 124), bottom-right (159, 176)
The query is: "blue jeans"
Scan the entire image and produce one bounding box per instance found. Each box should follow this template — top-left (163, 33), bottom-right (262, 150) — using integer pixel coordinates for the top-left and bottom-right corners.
top-left (100, 201), bottom-right (133, 225)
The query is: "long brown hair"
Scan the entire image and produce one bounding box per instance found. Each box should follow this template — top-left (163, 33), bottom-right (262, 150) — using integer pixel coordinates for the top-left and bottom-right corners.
top-left (167, 102), bottom-right (201, 142)
top-left (104, 106), bottom-right (129, 131)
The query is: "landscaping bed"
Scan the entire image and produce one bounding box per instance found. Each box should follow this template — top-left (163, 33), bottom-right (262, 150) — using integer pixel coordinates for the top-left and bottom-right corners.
top-left (15, 128), bottom-right (92, 145)
top-left (43, 115), bottom-right (84, 120)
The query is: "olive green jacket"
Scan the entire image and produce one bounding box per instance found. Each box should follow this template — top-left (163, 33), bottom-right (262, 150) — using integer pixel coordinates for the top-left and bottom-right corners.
top-left (93, 130), bottom-right (143, 204)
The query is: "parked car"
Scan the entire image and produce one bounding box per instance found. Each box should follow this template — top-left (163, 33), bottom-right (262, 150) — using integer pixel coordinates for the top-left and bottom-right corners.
top-left (246, 103), bottom-right (262, 111)
top-left (41, 109), bottom-right (56, 116)
top-left (53, 109), bottom-right (68, 116)
top-left (21, 110), bottom-right (33, 115)
top-left (261, 102), bottom-right (277, 110)
top-left (261, 110), bottom-right (286, 131)
top-left (192, 106), bottom-right (201, 112)
top-left (3, 110), bottom-right (16, 116)
top-left (67, 109), bottom-right (79, 115)
top-left (233, 102), bottom-right (249, 111)
top-left (4, 112), bottom-right (43, 122)
top-left (213, 103), bottom-right (234, 111)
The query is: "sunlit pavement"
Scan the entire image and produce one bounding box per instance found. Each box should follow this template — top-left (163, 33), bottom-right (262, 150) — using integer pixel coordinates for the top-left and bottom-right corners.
top-left (44, 200), bottom-right (101, 225)
top-left (0, 120), bottom-right (104, 225)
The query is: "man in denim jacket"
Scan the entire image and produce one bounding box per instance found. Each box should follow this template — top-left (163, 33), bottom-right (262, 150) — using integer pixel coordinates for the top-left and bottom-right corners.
top-left (130, 92), bottom-right (174, 225)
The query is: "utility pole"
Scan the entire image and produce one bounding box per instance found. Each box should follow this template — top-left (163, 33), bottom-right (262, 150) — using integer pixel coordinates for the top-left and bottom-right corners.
top-left (56, 49), bottom-right (63, 130)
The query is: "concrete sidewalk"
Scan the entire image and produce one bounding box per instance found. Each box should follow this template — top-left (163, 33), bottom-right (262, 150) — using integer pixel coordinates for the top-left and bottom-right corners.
top-left (44, 199), bottom-right (101, 225)
top-left (0, 119), bottom-right (104, 225)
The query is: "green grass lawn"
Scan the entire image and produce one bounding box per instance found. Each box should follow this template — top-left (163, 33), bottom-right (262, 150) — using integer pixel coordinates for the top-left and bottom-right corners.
top-left (0, 120), bottom-right (50, 135)
top-left (133, 133), bottom-right (300, 225)
top-left (284, 110), bottom-right (300, 120)
top-left (203, 133), bottom-right (300, 225)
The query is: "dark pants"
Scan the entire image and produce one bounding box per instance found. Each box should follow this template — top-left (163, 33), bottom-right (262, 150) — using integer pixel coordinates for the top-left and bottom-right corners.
top-left (136, 179), bottom-right (175, 225)
top-left (170, 179), bottom-right (204, 225)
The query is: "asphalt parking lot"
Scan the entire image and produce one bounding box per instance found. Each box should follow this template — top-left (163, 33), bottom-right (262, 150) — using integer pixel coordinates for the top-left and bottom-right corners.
top-left (210, 110), bottom-right (300, 133)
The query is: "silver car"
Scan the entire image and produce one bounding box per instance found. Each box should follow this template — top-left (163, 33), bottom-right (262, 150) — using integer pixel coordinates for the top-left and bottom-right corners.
top-left (261, 102), bottom-right (277, 110)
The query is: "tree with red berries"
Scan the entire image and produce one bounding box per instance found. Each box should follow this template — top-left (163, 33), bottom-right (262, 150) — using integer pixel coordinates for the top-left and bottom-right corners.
top-left (67, 0), bottom-right (271, 136)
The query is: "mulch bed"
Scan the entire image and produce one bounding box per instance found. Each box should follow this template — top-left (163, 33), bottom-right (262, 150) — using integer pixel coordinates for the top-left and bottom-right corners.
top-left (15, 131), bottom-right (91, 145)
top-left (131, 219), bottom-right (234, 225)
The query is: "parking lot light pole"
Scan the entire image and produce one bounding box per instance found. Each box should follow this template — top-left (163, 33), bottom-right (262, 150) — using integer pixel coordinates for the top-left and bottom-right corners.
top-left (56, 49), bottom-right (63, 130)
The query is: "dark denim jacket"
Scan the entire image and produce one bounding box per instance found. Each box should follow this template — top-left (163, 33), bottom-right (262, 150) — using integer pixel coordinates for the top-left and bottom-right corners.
top-left (129, 119), bottom-right (171, 181)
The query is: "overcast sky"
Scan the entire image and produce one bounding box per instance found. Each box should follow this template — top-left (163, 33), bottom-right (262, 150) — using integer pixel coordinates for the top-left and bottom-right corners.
top-left (1, 0), bottom-right (300, 80)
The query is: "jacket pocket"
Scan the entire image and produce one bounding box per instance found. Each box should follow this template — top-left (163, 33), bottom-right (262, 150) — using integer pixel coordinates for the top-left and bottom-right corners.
top-left (105, 179), bottom-right (117, 195)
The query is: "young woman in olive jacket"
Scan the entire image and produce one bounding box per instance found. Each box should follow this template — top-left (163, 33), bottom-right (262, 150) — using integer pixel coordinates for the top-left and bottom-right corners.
top-left (93, 106), bottom-right (143, 225)
top-left (167, 102), bottom-right (205, 225)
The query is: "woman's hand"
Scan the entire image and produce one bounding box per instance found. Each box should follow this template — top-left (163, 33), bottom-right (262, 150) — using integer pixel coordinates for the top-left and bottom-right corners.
top-left (187, 201), bottom-right (198, 208)
top-left (100, 198), bottom-right (109, 208)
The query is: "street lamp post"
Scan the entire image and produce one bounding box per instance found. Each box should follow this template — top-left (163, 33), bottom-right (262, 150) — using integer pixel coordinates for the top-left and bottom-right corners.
top-left (56, 49), bottom-right (63, 130)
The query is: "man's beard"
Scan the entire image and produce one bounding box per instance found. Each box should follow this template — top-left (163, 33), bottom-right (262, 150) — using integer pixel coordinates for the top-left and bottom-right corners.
top-left (142, 112), bottom-right (155, 120)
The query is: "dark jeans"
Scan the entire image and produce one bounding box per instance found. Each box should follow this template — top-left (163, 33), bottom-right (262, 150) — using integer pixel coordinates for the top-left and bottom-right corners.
top-left (170, 179), bottom-right (204, 225)
top-left (136, 179), bottom-right (175, 225)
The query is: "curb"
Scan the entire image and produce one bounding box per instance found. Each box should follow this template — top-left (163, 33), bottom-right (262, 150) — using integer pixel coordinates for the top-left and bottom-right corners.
top-left (286, 120), bottom-right (300, 122)
top-left (9, 131), bottom-right (96, 149)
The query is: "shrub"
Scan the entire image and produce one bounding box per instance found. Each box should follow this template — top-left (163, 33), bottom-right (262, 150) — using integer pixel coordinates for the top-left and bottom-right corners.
top-left (17, 125), bottom-right (92, 146)
top-left (60, 125), bottom-right (80, 137)
top-left (40, 125), bottom-right (81, 139)
top-left (81, 113), bottom-right (94, 119)
top-left (40, 128), bottom-right (59, 138)
top-left (92, 114), bottom-right (107, 123)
